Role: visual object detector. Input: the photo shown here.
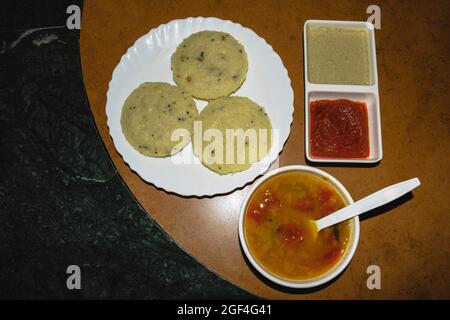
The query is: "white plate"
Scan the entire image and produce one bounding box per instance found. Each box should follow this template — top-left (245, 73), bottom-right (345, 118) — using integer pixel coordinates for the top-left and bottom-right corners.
top-left (106, 17), bottom-right (294, 196)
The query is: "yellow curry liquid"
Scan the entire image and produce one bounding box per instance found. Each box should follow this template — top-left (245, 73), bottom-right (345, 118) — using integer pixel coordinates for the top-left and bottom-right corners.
top-left (244, 171), bottom-right (351, 281)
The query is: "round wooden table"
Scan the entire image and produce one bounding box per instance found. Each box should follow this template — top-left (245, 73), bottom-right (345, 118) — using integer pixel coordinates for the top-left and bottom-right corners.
top-left (80, 0), bottom-right (450, 299)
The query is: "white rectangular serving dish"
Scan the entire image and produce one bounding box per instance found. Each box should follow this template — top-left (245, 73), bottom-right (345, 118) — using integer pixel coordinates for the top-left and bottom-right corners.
top-left (303, 20), bottom-right (382, 164)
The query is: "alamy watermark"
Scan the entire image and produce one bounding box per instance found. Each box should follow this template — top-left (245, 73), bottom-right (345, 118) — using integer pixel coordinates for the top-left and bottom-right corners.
top-left (366, 265), bottom-right (381, 290)
top-left (66, 265), bottom-right (81, 290)
top-left (66, 5), bottom-right (81, 30)
top-left (367, 5), bottom-right (381, 29)
top-left (169, 123), bottom-right (280, 172)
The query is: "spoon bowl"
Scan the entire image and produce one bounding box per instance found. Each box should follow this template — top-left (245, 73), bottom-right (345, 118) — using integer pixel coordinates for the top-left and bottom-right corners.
top-left (239, 165), bottom-right (359, 289)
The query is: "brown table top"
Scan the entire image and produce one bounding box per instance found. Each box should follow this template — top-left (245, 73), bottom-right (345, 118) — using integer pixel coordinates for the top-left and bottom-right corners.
top-left (80, 0), bottom-right (450, 299)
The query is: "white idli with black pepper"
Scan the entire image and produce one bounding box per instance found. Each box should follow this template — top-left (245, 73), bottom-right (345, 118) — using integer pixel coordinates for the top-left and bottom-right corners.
top-left (120, 82), bottom-right (198, 157)
top-left (194, 96), bottom-right (272, 175)
top-left (171, 31), bottom-right (248, 100)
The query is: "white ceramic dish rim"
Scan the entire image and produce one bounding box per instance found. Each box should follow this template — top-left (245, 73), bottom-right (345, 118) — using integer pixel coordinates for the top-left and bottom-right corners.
top-left (105, 16), bottom-right (294, 197)
top-left (238, 165), bottom-right (360, 289)
top-left (303, 20), bottom-right (383, 164)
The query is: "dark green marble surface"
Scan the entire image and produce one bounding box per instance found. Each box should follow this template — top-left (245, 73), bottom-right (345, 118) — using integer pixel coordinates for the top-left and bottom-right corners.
top-left (0, 3), bottom-right (256, 299)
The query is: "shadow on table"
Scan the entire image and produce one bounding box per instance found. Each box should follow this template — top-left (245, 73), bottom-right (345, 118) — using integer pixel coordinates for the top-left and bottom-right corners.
top-left (305, 158), bottom-right (381, 168)
top-left (358, 191), bottom-right (414, 222)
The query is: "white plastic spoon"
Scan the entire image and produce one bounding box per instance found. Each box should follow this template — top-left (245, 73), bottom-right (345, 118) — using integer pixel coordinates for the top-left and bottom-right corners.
top-left (312, 178), bottom-right (421, 234)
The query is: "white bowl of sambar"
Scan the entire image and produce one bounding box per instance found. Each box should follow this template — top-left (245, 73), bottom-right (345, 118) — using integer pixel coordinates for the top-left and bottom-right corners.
top-left (239, 165), bottom-right (359, 289)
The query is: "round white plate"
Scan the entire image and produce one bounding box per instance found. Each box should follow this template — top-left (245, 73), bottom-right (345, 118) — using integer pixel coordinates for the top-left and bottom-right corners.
top-left (106, 17), bottom-right (294, 196)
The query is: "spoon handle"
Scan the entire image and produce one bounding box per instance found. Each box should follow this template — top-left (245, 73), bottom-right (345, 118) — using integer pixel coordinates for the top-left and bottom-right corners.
top-left (316, 178), bottom-right (421, 231)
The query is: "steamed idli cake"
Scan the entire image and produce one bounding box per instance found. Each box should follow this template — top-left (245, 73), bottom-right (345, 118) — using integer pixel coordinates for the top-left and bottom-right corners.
top-left (120, 82), bottom-right (198, 157)
top-left (193, 96), bottom-right (272, 174)
top-left (171, 31), bottom-right (248, 100)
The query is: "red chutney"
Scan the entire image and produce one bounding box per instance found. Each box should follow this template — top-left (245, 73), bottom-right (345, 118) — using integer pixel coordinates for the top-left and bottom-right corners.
top-left (310, 99), bottom-right (370, 159)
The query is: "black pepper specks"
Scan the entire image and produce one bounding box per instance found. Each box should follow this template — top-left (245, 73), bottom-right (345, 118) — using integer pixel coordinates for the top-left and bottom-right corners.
top-left (197, 51), bottom-right (205, 62)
